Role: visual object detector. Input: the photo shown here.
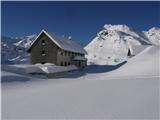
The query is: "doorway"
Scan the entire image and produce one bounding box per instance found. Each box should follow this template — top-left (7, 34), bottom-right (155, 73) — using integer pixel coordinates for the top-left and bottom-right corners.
top-left (127, 49), bottom-right (132, 56)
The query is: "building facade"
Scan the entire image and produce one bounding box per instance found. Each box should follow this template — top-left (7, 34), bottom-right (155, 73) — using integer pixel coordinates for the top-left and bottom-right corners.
top-left (28, 30), bottom-right (87, 68)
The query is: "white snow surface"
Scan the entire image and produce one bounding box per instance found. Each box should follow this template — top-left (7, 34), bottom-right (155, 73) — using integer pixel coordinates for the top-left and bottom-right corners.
top-left (2, 64), bottom-right (78, 74)
top-left (2, 45), bottom-right (159, 119)
top-left (86, 46), bottom-right (159, 79)
top-left (38, 65), bottom-right (78, 74)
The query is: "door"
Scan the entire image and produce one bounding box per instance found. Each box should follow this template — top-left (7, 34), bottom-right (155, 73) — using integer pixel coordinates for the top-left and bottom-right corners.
top-left (78, 61), bottom-right (81, 67)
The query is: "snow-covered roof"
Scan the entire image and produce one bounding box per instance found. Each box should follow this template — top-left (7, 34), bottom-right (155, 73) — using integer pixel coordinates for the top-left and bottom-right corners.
top-left (73, 56), bottom-right (87, 61)
top-left (29, 30), bottom-right (87, 54)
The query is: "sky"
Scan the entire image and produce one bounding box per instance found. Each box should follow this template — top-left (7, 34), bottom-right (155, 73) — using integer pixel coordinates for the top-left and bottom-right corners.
top-left (1, 1), bottom-right (160, 45)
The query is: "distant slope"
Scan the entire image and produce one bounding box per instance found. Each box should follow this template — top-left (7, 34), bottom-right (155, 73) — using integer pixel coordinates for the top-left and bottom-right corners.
top-left (13, 34), bottom-right (36, 49)
top-left (143, 27), bottom-right (160, 45)
top-left (1, 35), bottom-right (36, 64)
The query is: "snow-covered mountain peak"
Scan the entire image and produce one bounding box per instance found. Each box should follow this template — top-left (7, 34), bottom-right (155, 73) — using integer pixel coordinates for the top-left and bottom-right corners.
top-left (2, 34), bottom-right (36, 64)
top-left (14, 34), bottom-right (36, 40)
top-left (97, 24), bottom-right (150, 45)
top-left (143, 27), bottom-right (160, 45)
top-left (13, 34), bottom-right (36, 49)
top-left (103, 24), bottom-right (150, 42)
top-left (104, 24), bottom-right (131, 33)
top-left (149, 27), bottom-right (160, 31)
top-left (85, 24), bottom-right (156, 65)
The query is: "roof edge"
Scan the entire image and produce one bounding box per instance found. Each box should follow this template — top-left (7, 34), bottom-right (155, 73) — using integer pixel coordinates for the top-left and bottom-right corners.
top-left (42, 30), bottom-right (62, 48)
top-left (28, 29), bottom-right (87, 54)
top-left (28, 29), bottom-right (62, 52)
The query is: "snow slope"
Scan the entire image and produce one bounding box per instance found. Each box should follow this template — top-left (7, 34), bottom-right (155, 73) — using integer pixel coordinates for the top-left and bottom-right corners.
top-left (86, 46), bottom-right (159, 80)
top-left (108, 46), bottom-right (159, 76)
top-left (85, 24), bottom-right (159, 65)
top-left (2, 45), bottom-right (159, 119)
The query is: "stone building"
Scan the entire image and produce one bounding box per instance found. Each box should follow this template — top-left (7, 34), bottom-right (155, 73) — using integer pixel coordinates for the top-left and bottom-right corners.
top-left (28, 30), bottom-right (87, 68)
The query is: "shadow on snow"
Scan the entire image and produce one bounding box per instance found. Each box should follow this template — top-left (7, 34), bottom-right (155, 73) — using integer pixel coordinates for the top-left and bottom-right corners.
top-left (53, 61), bottom-right (127, 79)
top-left (1, 61), bottom-right (127, 82)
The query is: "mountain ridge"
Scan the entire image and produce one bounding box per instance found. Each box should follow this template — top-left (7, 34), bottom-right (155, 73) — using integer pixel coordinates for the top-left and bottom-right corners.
top-left (85, 24), bottom-right (160, 65)
top-left (1, 24), bottom-right (160, 65)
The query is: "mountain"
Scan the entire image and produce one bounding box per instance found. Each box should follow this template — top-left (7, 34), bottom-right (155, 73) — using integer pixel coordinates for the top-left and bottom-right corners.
top-left (1, 35), bottom-right (36, 64)
top-left (13, 34), bottom-right (36, 49)
top-left (143, 27), bottom-right (160, 45)
top-left (85, 24), bottom-right (159, 65)
top-left (1, 24), bottom-right (160, 65)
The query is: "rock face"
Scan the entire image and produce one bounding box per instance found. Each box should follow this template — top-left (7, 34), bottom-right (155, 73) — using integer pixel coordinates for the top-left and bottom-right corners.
top-left (85, 24), bottom-right (159, 65)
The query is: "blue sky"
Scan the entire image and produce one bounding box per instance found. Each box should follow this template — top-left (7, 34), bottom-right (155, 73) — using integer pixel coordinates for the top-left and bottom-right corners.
top-left (1, 1), bottom-right (160, 45)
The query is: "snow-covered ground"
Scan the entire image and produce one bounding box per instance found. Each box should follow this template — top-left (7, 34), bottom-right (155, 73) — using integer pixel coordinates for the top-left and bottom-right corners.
top-left (2, 45), bottom-right (159, 119)
top-left (2, 64), bottom-right (78, 75)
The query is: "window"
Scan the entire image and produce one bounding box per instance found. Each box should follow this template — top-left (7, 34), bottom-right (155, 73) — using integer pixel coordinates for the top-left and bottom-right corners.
top-left (60, 51), bottom-right (63, 56)
top-left (65, 51), bottom-right (67, 56)
top-left (60, 61), bottom-right (63, 66)
top-left (61, 51), bottom-right (63, 56)
top-left (64, 62), bottom-right (67, 66)
top-left (78, 61), bottom-right (81, 67)
top-left (42, 40), bottom-right (46, 45)
top-left (127, 49), bottom-right (132, 56)
top-left (41, 50), bottom-right (46, 56)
